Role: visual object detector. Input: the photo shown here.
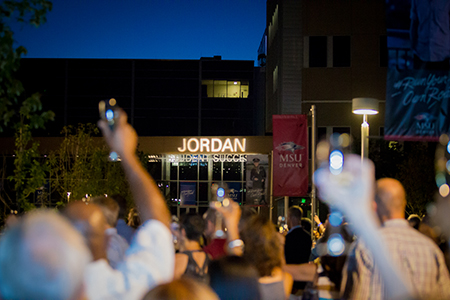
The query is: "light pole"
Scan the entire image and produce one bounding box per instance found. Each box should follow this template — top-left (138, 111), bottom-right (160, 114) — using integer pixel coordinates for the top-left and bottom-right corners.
top-left (352, 98), bottom-right (379, 160)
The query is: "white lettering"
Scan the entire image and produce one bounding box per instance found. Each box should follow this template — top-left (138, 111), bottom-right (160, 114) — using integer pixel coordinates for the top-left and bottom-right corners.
top-left (178, 138), bottom-right (247, 153)
top-left (279, 154), bottom-right (302, 162)
top-left (234, 138), bottom-right (246, 152)
top-left (222, 138), bottom-right (234, 152)
top-left (177, 138), bottom-right (187, 152)
top-left (211, 138), bottom-right (222, 152)
top-left (187, 138), bottom-right (199, 152)
top-left (200, 138), bottom-right (210, 152)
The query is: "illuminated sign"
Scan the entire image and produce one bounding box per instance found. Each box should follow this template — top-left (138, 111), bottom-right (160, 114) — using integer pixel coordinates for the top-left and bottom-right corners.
top-left (170, 154), bottom-right (247, 163)
top-left (177, 138), bottom-right (246, 153)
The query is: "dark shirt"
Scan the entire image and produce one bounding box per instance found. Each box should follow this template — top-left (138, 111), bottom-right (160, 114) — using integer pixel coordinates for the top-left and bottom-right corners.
top-left (182, 250), bottom-right (210, 283)
top-left (284, 226), bottom-right (312, 291)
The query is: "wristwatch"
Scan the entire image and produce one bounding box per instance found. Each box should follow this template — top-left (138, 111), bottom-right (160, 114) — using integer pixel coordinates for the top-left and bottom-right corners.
top-left (228, 239), bottom-right (244, 251)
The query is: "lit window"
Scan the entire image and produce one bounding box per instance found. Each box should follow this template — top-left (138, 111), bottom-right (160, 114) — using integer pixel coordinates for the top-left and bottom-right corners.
top-left (202, 80), bottom-right (249, 98)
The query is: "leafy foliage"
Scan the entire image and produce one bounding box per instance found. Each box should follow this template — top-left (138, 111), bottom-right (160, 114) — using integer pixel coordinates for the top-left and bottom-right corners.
top-left (371, 140), bottom-right (436, 217)
top-left (0, 0), bottom-right (53, 131)
top-left (48, 124), bottom-right (148, 209)
top-left (1, 1), bottom-right (53, 213)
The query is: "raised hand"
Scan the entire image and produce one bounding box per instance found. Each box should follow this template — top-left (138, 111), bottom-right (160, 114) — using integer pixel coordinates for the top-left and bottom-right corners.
top-left (314, 154), bottom-right (375, 219)
top-left (97, 109), bottom-right (138, 159)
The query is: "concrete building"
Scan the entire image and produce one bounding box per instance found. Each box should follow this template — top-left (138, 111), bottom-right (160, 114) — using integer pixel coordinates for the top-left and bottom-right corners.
top-left (265, 0), bottom-right (387, 140)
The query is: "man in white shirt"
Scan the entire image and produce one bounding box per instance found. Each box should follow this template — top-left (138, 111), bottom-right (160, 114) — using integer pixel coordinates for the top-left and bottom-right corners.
top-left (66, 109), bottom-right (174, 300)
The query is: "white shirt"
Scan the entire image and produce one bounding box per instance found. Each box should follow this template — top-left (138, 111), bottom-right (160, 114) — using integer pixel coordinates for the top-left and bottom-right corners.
top-left (105, 227), bottom-right (129, 269)
top-left (85, 219), bottom-right (174, 300)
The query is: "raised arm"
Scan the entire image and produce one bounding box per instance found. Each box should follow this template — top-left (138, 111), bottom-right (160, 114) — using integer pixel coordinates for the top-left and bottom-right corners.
top-left (314, 155), bottom-right (414, 300)
top-left (98, 110), bottom-right (170, 228)
top-left (212, 200), bottom-right (243, 256)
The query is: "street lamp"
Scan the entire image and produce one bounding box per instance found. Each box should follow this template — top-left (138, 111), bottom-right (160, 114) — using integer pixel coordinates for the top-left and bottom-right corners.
top-left (352, 98), bottom-right (379, 160)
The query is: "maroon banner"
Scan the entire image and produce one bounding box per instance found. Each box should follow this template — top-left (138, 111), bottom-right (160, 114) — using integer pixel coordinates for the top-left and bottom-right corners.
top-left (273, 115), bottom-right (308, 197)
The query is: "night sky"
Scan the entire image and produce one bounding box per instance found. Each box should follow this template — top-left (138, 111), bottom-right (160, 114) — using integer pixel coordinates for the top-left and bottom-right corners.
top-left (11, 0), bottom-right (267, 64)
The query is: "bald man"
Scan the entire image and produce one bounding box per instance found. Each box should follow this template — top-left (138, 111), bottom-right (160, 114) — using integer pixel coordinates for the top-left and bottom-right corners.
top-left (341, 178), bottom-right (450, 300)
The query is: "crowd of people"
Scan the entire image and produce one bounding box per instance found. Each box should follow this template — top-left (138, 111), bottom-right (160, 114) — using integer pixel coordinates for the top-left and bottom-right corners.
top-left (1, 110), bottom-right (450, 300)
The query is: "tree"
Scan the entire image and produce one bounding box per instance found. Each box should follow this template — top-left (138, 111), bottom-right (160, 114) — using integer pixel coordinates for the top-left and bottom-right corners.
top-left (0, 0), bottom-right (54, 212)
top-left (48, 124), bottom-right (150, 210)
top-left (371, 139), bottom-right (436, 217)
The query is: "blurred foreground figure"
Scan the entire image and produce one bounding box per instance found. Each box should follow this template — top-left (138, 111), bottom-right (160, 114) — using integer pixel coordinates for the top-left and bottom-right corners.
top-left (341, 178), bottom-right (450, 300)
top-left (0, 210), bottom-right (91, 300)
top-left (315, 155), bottom-right (413, 300)
top-left (209, 255), bottom-right (261, 300)
top-left (143, 277), bottom-right (219, 300)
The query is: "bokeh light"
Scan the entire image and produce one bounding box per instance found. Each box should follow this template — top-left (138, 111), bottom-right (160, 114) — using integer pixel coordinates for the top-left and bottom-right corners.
top-left (338, 133), bottom-right (351, 148)
top-left (217, 187), bottom-right (225, 197)
top-left (329, 150), bottom-right (344, 175)
top-left (439, 134), bottom-right (449, 146)
top-left (106, 109), bottom-right (114, 120)
top-left (436, 173), bottom-right (446, 187)
top-left (439, 184), bottom-right (450, 197)
top-left (109, 151), bottom-right (118, 161)
top-left (330, 133), bottom-right (341, 147)
top-left (327, 234), bottom-right (345, 256)
top-left (329, 211), bottom-right (343, 227)
top-left (317, 141), bottom-right (330, 162)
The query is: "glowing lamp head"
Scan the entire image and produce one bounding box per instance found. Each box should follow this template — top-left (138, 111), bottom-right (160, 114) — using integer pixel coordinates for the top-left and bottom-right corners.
top-left (352, 98), bottom-right (379, 115)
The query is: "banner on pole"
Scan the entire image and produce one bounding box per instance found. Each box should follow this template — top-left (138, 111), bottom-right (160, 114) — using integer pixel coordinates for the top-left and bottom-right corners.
top-left (272, 115), bottom-right (308, 197)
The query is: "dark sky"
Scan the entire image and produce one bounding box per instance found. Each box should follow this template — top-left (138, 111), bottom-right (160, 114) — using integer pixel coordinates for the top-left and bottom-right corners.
top-left (11, 0), bottom-right (267, 63)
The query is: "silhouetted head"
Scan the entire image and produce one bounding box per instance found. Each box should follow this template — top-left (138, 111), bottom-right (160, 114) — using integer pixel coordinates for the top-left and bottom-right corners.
top-left (287, 206), bottom-right (303, 229)
top-left (407, 214), bottom-right (421, 230)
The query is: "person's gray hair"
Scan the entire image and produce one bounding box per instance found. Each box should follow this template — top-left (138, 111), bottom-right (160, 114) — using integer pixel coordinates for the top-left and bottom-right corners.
top-left (0, 209), bottom-right (92, 300)
top-left (91, 196), bottom-right (120, 227)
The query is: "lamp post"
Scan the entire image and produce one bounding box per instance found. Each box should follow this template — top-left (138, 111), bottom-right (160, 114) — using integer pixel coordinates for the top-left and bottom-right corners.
top-left (352, 98), bottom-right (379, 160)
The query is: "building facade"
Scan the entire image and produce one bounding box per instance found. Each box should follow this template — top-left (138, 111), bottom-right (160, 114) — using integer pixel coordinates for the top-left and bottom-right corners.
top-left (266, 0), bottom-right (387, 140)
top-left (16, 56), bottom-right (263, 137)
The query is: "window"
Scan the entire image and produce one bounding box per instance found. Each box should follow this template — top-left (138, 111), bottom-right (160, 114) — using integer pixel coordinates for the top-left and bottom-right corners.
top-left (333, 127), bottom-right (351, 135)
top-left (333, 36), bottom-right (351, 67)
top-left (202, 80), bottom-right (249, 98)
top-left (309, 36), bottom-right (327, 67)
